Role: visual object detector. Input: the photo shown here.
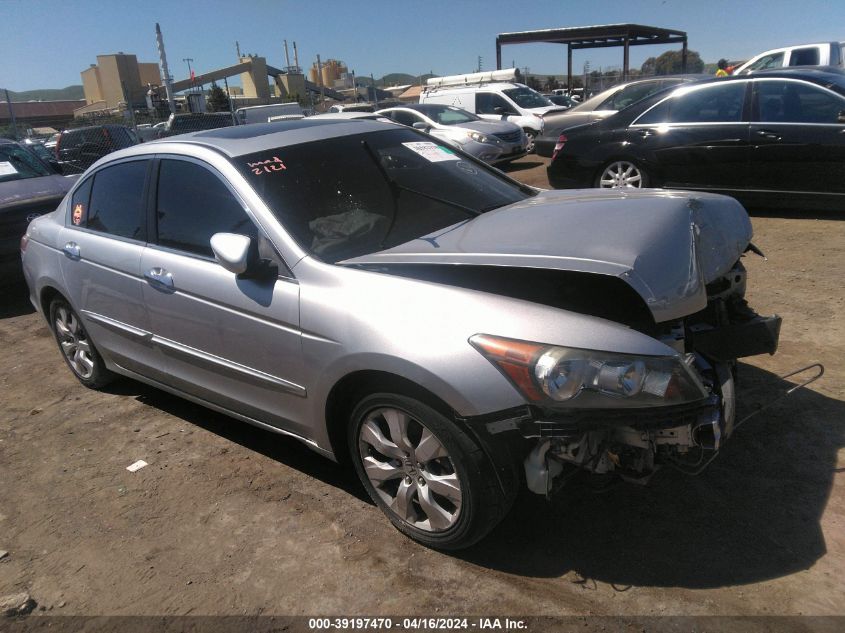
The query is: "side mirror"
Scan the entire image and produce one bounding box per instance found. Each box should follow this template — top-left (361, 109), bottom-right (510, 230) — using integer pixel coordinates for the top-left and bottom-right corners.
top-left (493, 106), bottom-right (508, 115)
top-left (839, 110), bottom-right (845, 123)
top-left (211, 232), bottom-right (253, 275)
top-left (412, 122), bottom-right (430, 132)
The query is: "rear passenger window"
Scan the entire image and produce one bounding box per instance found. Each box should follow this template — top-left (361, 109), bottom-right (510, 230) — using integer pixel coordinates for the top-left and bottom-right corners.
top-left (789, 48), bottom-right (820, 66)
top-left (86, 160), bottom-right (148, 240)
top-left (756, 80), bottom-right (845, 123)
top-left (69, 177), bottom-right (93, 226)
top-left (155, 159), bottom-right (257, 257)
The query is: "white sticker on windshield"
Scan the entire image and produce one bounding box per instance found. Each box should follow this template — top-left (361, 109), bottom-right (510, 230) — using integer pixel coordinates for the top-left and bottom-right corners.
top-left (402, 142), bottom-right (460, 162)
top-left (0, 161), bottom-right (18, 176)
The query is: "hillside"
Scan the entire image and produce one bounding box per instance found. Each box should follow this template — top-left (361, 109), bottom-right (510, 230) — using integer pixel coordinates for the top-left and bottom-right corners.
top-left (2, 85), bottom-right (84, 101)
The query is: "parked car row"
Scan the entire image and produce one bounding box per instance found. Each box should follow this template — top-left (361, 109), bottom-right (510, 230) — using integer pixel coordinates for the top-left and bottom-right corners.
top-left (546, 67), bottom-right (845, 210)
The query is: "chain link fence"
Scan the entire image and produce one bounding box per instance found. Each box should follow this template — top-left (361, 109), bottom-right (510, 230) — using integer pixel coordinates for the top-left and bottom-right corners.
top-left (2, 105), bottom-right (241, 175)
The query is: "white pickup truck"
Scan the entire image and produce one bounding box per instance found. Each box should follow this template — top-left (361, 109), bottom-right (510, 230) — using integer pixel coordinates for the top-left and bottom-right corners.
top-left (734, 41), bottom-right (844, 74)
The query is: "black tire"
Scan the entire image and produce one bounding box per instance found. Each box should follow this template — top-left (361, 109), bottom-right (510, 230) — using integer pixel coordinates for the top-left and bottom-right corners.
top-left (49, 298), bottom-right (114, 389)
top-left (348, 393), bottom-right (511, 550)
top-left (594, 159), bottom-right (649, 189)
top-left (523, 129), bottom-right (537, 154)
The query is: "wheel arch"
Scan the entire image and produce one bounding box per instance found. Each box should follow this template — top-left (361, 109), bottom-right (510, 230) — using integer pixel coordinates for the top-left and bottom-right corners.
top-left (324, 370), bottom-right (456, 464)
top-left (39, 285), bottom-right (68, 317)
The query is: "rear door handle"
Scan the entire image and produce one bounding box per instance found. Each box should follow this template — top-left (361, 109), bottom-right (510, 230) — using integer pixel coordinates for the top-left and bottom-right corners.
top-left (144, 267), bottom-right (174, 291)
top-left (756, 129), bottom-right (782, 140)
top-left (63, 241), bottom-right (81, 259)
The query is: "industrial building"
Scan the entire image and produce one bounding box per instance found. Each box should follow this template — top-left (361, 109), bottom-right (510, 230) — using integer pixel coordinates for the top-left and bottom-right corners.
top-left (78, 53), bottom-right (161, 115)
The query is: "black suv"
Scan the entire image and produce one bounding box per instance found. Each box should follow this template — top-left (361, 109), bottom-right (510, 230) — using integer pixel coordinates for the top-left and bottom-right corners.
top-left (164, 113), bottom-right (234, 137)
top-left (54, 124), bottom-right (138, 174)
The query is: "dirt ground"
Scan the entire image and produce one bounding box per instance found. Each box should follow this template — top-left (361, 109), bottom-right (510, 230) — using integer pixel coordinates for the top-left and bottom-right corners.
top-left (1, 157), bottom-right (843, 621)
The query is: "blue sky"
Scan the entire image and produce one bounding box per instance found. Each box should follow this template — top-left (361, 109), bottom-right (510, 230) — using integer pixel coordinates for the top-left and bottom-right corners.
top-left (2, 0), bottom-right (843, 91)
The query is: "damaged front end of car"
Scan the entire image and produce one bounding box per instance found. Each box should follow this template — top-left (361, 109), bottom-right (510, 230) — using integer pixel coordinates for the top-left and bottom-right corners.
top-left (342, 188), bottom-right (819, 495)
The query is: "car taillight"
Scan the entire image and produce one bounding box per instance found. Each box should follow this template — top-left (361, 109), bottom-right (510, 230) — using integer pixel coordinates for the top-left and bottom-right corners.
top-left (20, 234), bottom-right (29, 253)
top-left (552, 134), bottom-right (568, 160)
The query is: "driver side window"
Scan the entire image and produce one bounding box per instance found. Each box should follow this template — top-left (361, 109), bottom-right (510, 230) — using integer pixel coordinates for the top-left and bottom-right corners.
top-left (155, 159), bottom-right (258, 257)
top-left (476, 93), bottom-right (512, 115)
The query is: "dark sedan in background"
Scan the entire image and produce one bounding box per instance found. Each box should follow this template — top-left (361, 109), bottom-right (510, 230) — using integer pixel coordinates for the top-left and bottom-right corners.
top-left (547, 67), bottom-right (845, 210)
top-left (535, 75), bottom-right (710, 157)
top-left (1, 139), bottom-right (75, 282)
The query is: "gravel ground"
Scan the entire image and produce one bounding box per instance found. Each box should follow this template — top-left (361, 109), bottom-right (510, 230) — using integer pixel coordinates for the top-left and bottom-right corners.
top-left (1, 157), bottom-right (843, 620)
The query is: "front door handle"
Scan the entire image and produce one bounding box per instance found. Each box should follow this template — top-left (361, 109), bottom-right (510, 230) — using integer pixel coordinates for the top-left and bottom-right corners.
top-left (756, 129), bottom-right (782, 140)
top-left (144, 267), bottom-right (174, 291)
top-left (637, 128), bottom-right (654, 138)
top-left (63, 241), bottom-right (81, 259)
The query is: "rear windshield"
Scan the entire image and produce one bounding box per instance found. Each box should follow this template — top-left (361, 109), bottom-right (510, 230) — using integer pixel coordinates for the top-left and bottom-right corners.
top-left (0, 143), bottom-right (53, 182)
top-left (233, 128), bottom-right (533, 263)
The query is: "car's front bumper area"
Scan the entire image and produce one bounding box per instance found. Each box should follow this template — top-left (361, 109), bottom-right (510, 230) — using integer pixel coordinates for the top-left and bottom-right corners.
top-left (461, 388), bottom-right (732, 495)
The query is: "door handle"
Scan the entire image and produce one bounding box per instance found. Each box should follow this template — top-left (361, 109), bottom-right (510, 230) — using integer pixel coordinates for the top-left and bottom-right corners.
top-left (144, 267), bottom-right (174, 291)
top-left (63, 241), bottom-right (81, 259)
top-left (756, 129), bottom-right (781, 140)
top-left (637, 128), bottom-right (654, 138)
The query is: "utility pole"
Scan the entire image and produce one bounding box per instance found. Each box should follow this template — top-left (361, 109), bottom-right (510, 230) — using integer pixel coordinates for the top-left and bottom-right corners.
top-left (316, 55), bottom-right (325, 104)
top-left (155, 23), bottom-right (176, 115)
top-left (351, 70), bottom-right (357, 101)
top-left (4, 89), bottom-right (17, 139)
top-left (223, 76), bottom-right (236, 125)
top-left (183, 58), bottom-right (195, 92)
top-left (476, 56), bottom-right (482, 73)
top-left (371, 73), bottom-right (378, 107)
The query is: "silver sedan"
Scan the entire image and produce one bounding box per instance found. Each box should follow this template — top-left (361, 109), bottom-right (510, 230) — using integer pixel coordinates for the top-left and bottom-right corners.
top-left (22, 119), bottom-right (780, 549)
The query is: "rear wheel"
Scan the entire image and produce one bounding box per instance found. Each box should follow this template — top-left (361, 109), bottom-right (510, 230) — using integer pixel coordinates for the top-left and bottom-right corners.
top-left (349, 393), bottom-right (511, 550)
top-left (595, 160), bottom-right (649, 188)
top-left (49, 298), bottom-right (114, 389)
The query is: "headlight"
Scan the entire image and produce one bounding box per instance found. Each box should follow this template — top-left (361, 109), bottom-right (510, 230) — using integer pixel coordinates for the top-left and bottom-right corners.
top-left (468, 131), bottom-right (494, 144)
top-left (469, 334), bottom-right (707, 408)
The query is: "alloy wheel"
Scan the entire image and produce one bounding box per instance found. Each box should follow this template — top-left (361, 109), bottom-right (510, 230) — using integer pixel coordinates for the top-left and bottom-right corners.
top-left (358, 407), bottom-right (462, 532)
top-left (54, 305), bottom-right (95, 379)
top-left (599, 161), bottom-right (644, 188)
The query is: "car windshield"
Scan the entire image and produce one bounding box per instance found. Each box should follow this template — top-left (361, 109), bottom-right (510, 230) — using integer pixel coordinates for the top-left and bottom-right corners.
top-left (234, 128), bottom-right (533, 263)
top-left (0, 143), bottom-right (53, 183)
top-left (418, 105), bottom-right (479, 125)
top-left (502, 87), bottom-right (552, 109)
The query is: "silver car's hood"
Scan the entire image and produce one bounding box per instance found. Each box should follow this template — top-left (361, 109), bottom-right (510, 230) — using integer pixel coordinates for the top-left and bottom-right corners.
top-left (455, 119), bottom-right (522, 135)
top-left (341, 188), bottom-right (753, 323)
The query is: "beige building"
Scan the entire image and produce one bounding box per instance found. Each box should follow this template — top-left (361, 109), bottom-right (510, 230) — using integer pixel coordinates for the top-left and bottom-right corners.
top-left (80, 53), bottom-right (161, 111)
top-left (309, 58), bottom-right (347, 87)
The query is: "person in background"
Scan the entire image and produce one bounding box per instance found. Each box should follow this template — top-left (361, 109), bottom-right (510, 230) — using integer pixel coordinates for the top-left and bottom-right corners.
top-left (715, 59), bottom-right (730, 77)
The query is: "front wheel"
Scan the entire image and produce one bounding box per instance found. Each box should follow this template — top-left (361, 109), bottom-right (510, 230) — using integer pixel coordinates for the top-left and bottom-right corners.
top-left (523, 129), bottom-right (537, 154)
top-left (595, 160), bottom-right (649, 188)
top-left (349, 393), bottom-right (511, 550)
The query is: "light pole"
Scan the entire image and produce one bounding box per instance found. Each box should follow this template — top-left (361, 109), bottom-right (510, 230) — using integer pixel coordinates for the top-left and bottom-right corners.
top-left (183, 58), bottom-right (195, 92)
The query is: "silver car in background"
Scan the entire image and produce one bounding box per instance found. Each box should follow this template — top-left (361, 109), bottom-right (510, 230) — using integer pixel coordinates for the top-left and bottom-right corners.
top-left (376, 103), bottom-right (527, 164)
top-left (22, 119), bottom-right (781, 549)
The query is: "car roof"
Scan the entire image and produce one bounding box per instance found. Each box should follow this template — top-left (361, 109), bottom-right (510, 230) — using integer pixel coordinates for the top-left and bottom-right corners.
top-left (116, 118), bottom-right (400, 158)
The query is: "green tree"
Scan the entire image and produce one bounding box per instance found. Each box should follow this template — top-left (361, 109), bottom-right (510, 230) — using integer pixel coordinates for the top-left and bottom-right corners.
top-left (641, 49), bottom-right (704, 75)
top-left (206, 81), bottom-right (230, 112)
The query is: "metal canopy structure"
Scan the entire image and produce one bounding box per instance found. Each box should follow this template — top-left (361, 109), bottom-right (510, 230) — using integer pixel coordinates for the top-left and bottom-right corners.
top-left (496, 23), bottom-right (688, 89)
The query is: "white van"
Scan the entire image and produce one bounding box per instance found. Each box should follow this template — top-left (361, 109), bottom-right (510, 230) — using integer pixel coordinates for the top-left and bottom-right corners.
top-left (235, 103), bottom-right (304, 125)
top-left (734, 42), bottom-right (844, 74)
top-left (419, 69), bottom-right (566, 152)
